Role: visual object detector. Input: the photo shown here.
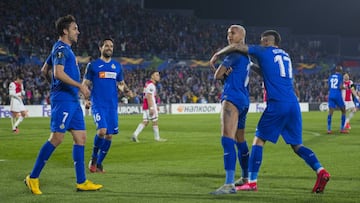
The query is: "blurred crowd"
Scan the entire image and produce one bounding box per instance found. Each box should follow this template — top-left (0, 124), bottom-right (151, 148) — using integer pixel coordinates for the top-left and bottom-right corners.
top-left (0, 1), bottom-right (354, 105)
top-left (0, 62), bottom-right (341, 106)
top-left (0, 0), bottom-right (328, 61)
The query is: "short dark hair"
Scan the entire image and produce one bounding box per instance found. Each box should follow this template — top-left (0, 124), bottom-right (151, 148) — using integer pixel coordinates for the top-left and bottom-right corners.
top-left (98, 38), bottom-right (114, 48)
top-left (15, 74), bottom-right (23, 80)
top-left (261, 30), bottom-right (281, 46)
top-left (335, 65), bottom-right (343, 72)
top-left (55, 14), bottom-right (76, 37)
top-left (149, 70), bottom-right (159, 78)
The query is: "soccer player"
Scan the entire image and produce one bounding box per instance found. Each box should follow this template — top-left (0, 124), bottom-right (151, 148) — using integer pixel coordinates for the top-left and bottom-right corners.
top-left (342, 73), bottom-right (358, 130)
top-left (210, 30), bottom-right (330, 193)
top-left (131, 71), bottom-right (166, 142)
top-left (9, 74), bottom-right (27, 133)
top-left (82, 38), bottom-right (132, 173)
top-left (24, 15), bottom-right (102, 195)
top-left (211, 25), bottom-right (251, 195)
top-left (209, 25), bottom-right (250, 195)
top-left (327, 65), bottom-right (348, 134)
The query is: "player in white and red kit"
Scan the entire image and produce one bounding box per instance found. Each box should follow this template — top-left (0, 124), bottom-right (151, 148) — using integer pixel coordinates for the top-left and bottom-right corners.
top-left (342, 73), bottom-right (358, 129)
top-left (9, 75), bottom-right (27, 133)
top-left (131, 71), bottom-right (166, 142)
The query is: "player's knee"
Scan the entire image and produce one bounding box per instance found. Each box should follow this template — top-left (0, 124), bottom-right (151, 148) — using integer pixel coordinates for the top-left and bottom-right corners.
top-left (291, 144), bottom-right (302, 153)
top-left (49, 133), bottom-right (65, 147)
top-left (105, 134), bottom-right (113, 140)
top-left (97, 128), bottom-right (107, 136)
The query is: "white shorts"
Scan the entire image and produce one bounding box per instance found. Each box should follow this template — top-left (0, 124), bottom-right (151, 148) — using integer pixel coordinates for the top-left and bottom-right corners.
top-left (142, 109), bottom-right (158, 122)
top-left (345, 101), bottom-right (356, 110)
top-left (10, 98), bottom-right (26, 112)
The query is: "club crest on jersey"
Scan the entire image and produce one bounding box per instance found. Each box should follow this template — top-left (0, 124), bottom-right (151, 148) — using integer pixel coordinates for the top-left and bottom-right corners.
top-left (111, 64), bottom-right (116, 69)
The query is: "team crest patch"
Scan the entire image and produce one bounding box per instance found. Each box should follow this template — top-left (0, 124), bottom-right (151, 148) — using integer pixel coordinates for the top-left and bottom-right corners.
top-left (59, 124), bottom-right (65, 129)
top-left (57, 52), bottom-right (64, 59)
top-left (111, 64), bottom-right (116, 69)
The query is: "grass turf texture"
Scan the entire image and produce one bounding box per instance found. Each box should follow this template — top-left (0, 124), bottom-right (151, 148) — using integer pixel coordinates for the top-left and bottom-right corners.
top-left (0, 111), bottom-right (359, 203)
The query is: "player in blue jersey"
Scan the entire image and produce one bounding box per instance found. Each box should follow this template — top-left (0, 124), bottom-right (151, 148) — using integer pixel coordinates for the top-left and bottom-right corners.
top-left (210, 30), bottom-right (330, 193)
top-left (82, 38), bottom-right (132, 173)
top-left (327, 65), bottom-right (348, 134)
top-left (210, 25), bottom-right (250, 195)
top-left (25, 15), bottom-right (102, 195)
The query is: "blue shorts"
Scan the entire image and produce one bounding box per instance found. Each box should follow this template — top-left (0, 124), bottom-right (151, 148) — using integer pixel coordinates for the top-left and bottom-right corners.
top-left (50, 101), bottom-right (85, 133)
top-left (224, 99), bottom-right (249, 129)
top-left (328, 96), bottom-right (345, 109)
top-left (255, 101), bottom-right (302, 145)
top-left (91, 107), bottom-right (119, 135)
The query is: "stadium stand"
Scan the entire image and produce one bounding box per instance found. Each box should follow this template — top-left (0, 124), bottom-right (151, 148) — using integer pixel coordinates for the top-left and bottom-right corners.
top-left (1, 1), bottom-right (360, 105)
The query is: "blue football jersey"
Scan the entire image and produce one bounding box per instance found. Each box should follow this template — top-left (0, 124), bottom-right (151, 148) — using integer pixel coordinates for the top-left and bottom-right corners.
top-left (85, 58), bottom-right (124, 108)
top-left (248, 45), bottom-right (297, 102)
top-left (220, 52), bottom-right (251, 107)
top-left (49, 41), bottom-right (80, 102)
top-left (328, 73), bottom-right (343, 99)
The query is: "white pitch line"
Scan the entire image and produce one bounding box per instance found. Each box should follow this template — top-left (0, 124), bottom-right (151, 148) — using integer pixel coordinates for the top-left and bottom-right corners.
top-left (303, 131), bottom-right (320, 136)
top-left (0, 159), bottom-right (6, 162)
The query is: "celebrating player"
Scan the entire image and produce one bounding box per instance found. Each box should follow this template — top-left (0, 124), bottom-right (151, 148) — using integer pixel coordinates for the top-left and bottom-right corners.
top-left (25, 15), bottom-right (102, 195)
top-left (83, 38), bottom-right (132, 173)
top-left (209, 25), bottom-right (250, 195)
top-left (210, 30), bottom-right (330, 193)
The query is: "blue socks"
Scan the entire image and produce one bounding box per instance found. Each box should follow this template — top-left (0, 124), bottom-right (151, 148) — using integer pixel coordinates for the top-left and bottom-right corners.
top-left (30, 141), bottom-right (55, 178)
top-left (73, 144), bottom-right (86, 184)
top-left (341, 114), bottom-right (346, 130)
top-left (221, 136), bottom-right (236, 184)
top-left (97, 139), bottom-right (112, 165)
top-left (236, 141), bottom-right (249, 178)
top-left (296, 146), bottom-right (322, 171)
top-left (327, 114), bottom-right (332, 131)
top-left (92, 134), bottom-right (104, 159)
top-left (248, 145), bottom-right (263, 182)
top-left (328, 114), bottom-right (347, 130)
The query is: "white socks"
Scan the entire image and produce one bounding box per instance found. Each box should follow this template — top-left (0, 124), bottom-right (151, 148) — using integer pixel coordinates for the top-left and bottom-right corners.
top-left (133, 123), bottom-right (145, 138)
top-left (153, 125), bottom-right (160, 140)
top-left (12, 116), bottom-right (24, 130)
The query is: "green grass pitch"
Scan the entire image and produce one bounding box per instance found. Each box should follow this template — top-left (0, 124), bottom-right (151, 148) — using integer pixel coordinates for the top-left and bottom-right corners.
top-left (0, 111), bottom-right (359, 203)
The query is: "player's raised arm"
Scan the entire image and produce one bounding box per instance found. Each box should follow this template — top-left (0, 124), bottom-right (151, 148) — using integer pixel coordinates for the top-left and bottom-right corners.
top-left (210, 43), bottom-right (249, 68)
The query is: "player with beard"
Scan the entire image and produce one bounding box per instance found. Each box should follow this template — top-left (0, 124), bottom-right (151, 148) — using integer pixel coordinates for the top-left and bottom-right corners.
top-left (83, 38), bottom-right (132, 173)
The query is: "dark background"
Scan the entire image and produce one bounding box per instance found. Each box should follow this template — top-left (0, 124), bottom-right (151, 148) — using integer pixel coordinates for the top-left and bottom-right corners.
top-left (144, 0), bottom-right (360, 38)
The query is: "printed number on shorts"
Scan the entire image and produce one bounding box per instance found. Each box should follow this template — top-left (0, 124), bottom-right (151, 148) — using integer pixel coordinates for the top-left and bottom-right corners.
top-left (62, 112), bottom-right (69, 123)
top-left (93, 113), bottom-right (101, 122)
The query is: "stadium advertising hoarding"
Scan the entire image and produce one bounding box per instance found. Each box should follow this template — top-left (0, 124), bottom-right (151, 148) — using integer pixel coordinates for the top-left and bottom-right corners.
top-left (170, 103), bottom-right (309, 114)
top-left (0, 103), bottom-right (309, 118)
top-left (0, 104), bottom-right (168, 118)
